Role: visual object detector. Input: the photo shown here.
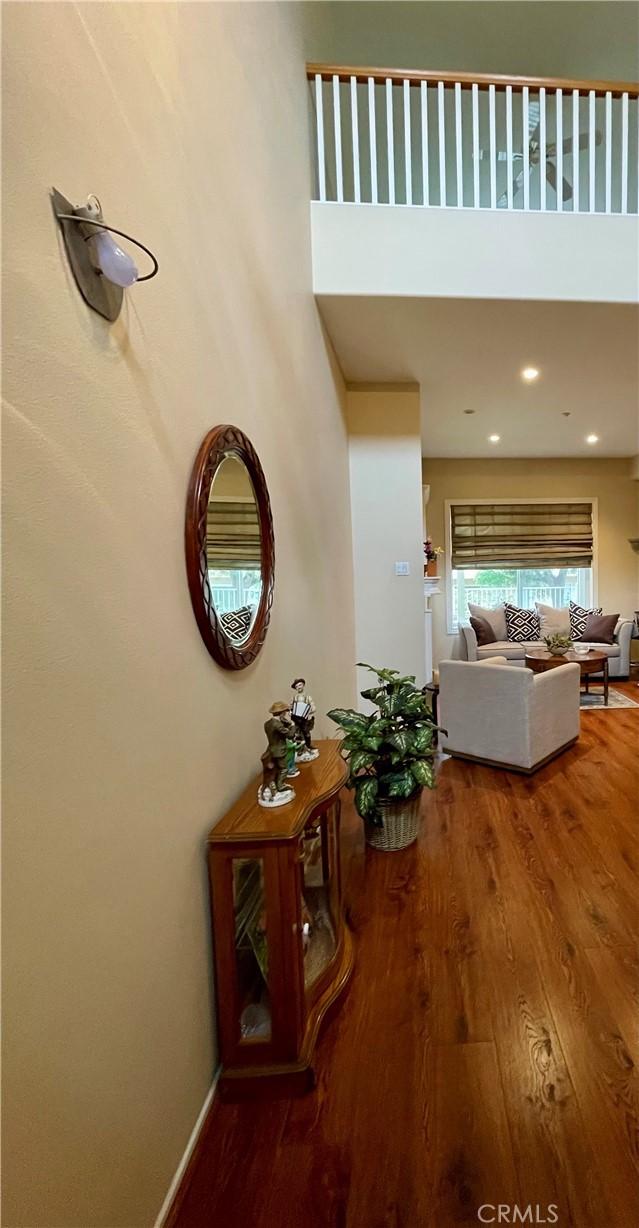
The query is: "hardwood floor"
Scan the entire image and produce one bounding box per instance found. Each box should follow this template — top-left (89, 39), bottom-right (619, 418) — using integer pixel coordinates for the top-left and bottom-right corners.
top-left (172, 683), bottom-right (639, 1228)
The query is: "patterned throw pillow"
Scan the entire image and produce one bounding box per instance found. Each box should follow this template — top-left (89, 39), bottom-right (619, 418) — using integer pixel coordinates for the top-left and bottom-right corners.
top-left (219, 605), bottom-right (253, 642)
top-left (569, 600), bottom-right (602, 640)
top-left (504, 602), bottom-right (541, 642)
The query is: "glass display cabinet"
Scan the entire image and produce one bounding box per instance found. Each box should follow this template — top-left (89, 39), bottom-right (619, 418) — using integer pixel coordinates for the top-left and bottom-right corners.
top-left (207, 740), bottom-right (354, 1098)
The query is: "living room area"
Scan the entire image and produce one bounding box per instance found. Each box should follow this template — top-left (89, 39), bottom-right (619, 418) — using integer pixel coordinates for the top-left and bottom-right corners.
top-left (416, 299), bottom-right (639, 763)
top-left (425, 451), bottom-right (638, 775)
top-left (424, 448), bottom-right (638, 714)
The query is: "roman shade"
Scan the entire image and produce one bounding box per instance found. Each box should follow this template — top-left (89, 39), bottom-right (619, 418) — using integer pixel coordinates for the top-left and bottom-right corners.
top-left (207, 500), bottom-right (261, 568)
top-left (450, 502), bottom-right (594, 570)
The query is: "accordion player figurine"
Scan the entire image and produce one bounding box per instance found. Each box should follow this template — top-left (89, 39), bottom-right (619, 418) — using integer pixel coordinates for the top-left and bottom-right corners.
top-left (290, 678), bottom-right (319, 762)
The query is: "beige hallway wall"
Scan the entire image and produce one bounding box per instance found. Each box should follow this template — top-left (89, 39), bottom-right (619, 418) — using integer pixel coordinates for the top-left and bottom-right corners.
top-left (346, 386), bottom-right (425, 699)
top-left (1, 4), bottom-right (355, 1226)
top-left (422, 457), bottom-right (639, 665)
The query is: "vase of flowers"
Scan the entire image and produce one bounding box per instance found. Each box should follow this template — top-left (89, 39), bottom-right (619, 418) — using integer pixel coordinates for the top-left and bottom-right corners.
top-left (424, 538), bottom-right (443, 577)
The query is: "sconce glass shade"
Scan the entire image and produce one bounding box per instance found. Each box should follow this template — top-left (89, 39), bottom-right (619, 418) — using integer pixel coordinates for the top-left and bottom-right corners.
top-left (90, 230), bottom-right (138, 287)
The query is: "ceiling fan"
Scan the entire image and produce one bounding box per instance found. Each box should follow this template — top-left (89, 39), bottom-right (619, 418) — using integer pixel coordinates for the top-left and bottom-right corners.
top-left (478, 102), bottom-right (602, 206)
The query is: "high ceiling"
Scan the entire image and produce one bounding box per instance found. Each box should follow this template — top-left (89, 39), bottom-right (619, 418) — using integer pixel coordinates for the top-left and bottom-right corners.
top-left (317, 296), bottom-right (639, 458)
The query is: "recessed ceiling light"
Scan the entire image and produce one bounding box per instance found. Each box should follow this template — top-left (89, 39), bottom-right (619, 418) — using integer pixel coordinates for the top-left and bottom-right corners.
top-left (521, 367), bottom-right (540, 382)
top-left (488, 434), bottom-right (500, 443)
top-left (586, 434), bottom-right (599, 445)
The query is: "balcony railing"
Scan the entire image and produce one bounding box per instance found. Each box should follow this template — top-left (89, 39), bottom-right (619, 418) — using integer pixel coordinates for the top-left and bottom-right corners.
top-left (307, 64), bottom-right (639, 214)
top-left (450, 579), bottom-right (592, 634)
top-left (462, 585), bottom-right (571, 610)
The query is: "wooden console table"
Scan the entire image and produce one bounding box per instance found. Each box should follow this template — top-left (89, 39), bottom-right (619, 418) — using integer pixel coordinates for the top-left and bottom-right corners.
top-left (207, 739), bottom-right (353, 1098)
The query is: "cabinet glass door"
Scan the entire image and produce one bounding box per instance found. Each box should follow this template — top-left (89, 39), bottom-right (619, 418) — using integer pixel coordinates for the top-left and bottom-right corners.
top-left (299, 812), bottom-right (338, 991)
top-left (232, 857), bottom-right (271, 1042)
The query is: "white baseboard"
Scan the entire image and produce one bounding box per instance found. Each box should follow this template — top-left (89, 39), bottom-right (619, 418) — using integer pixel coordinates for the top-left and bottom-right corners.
top-left (153, 1068), bottom-right (220, 1228)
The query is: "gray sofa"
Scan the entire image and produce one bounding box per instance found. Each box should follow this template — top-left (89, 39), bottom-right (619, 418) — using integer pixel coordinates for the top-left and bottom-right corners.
top-left (456, 617), bottom-right (633, 678)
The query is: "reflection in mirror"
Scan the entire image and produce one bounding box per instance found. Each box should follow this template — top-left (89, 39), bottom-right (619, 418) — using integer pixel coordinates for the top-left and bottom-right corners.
top-left (206, 454), bottom-right (262, 644)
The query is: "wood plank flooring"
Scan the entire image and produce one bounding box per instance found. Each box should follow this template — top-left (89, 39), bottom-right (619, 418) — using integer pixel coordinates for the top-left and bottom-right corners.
top-left (172, 684), bottom-right (639, 1228)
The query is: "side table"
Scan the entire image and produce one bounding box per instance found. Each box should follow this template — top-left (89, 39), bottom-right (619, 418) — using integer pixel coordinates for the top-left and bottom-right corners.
top-left (424, 681), bottom-right (440, 742)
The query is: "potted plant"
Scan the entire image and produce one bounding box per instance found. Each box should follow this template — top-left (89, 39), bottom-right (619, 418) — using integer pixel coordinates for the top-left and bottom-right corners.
top-left (543, 632), bottom-right (573, 657)
top-left (327, 664), bottom-right (439, 851)
top-left (424, 538), bottom-right (443, 578)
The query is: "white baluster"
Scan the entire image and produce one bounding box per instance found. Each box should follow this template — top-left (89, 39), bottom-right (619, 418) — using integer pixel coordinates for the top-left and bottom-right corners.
top-left (539, 87), bottom-right (547, 210)
top-left (333, 74), bottom-right (343, 203)
top-left (589, 89), bottom-right (596, 212)
top-left (506, 84), bottom-right (513, 209)
top-left (421, 81), bottom-right (429, 206)
top-left (455, 81), bottom-right (463, 206)
top-left (350, 76), bottom-right (361, 204)
top-left (315, 73), bottom-right (326, 202)
top-left (472, 83), bottom-right (480, 208)
top-left (489, 83), bottom-right (497, 208)
top-left (368, 77), bottom-right (378, 204)
top-left (556, 89), bottom-right (563, 211)
top-left (621, 92), bottom-right (628, 214)
top-left (386, 77), bottom-right (395, 204)
top-left (605, 91), bottom-right (612, 213)
top-left (404, 79), bottom-right (412, 205)
top-left (523, 86), bottom-right (530, 210)
top-left (438, 81), bottom-right (446, 205)
top-left (572, 89), bottom-right (580, 212)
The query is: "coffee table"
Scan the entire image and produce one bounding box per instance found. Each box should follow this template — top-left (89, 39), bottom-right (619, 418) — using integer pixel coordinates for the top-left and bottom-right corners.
top-left (524, 649), bottom-right (609, 705)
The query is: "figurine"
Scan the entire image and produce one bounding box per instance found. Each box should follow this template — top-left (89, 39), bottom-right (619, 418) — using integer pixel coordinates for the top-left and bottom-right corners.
top-left (286, 738), bottom-right (300, 779)
top-left (258, 702), bottom-right (297, 808)
top-left (291, 678), bottom-right (319, 761)
top-left (300, 898), bottom-right (313, 953)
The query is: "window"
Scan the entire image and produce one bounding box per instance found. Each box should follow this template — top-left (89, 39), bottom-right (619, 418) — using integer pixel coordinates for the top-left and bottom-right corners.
top-left (207, 492), bottom-right (262, 615)
top-left (445, 499), bottom-right (596, 633)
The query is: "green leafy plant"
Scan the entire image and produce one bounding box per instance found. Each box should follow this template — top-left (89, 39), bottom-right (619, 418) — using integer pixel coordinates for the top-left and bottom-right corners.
top-left (543, 632), bottom-right (573, 655)
top-left (327, 664), bottom-right (441, 825)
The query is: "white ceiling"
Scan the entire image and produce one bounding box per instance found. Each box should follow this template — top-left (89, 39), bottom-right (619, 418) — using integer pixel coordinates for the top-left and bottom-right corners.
top-left (317, 296), bottom-right (639, 457)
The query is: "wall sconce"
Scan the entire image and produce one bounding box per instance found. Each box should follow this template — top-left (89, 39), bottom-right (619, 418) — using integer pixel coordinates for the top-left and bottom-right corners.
top-left (52, 188), bottom-right (159, 322)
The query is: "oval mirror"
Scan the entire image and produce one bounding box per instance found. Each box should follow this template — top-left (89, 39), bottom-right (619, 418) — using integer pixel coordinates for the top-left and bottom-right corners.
top-left (185, 426), bottom-right (274, 669)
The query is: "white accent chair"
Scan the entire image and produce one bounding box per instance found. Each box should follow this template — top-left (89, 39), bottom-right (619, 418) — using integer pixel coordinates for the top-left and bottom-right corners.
top-left (438, 657), bottom-right (581, 774)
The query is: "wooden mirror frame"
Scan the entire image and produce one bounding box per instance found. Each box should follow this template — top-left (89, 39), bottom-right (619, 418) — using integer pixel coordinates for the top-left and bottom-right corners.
top-left (185, 425), bottom-right (275, 670)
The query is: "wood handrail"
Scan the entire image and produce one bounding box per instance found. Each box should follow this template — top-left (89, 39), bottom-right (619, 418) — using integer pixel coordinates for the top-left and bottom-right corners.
top-left (306, 63), bottom-right (639, 99)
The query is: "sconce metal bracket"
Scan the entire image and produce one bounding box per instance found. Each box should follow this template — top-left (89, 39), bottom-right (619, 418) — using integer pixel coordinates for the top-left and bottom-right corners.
top-left (52, 187), bottom-right (124, 322)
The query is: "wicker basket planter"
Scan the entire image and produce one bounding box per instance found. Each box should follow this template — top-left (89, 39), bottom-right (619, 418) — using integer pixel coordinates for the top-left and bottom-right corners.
top-left (365, 791), bottom-right (422, 852)
top-left (328, 664), bottom-right (437, 854)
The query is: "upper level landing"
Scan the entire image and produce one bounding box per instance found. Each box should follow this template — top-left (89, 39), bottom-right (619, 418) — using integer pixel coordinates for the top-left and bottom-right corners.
top-left (308, 65), bottom-right (639, 304)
